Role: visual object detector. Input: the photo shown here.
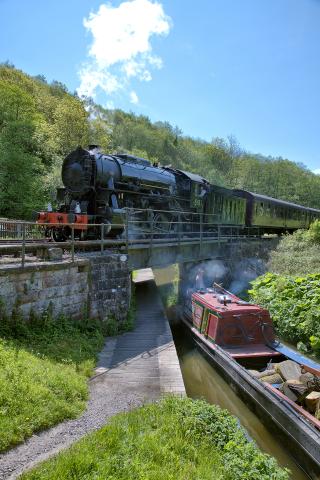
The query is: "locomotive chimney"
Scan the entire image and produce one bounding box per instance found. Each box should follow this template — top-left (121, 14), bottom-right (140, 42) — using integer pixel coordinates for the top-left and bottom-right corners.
top-left (88, 144), bottom-right (101, 153)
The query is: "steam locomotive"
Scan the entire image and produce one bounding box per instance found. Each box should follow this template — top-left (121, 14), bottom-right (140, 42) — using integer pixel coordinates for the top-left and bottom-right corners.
top-left (36, 145), bottom-right (320, 240)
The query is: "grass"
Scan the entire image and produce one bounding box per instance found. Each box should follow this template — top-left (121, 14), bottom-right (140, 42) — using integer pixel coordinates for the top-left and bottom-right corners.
top-left (21, 397), bottom-right (289, 480)
top-left (0, 312), bottom-right (105, 452)
top-left (0, 290), bottom-right (136, 452)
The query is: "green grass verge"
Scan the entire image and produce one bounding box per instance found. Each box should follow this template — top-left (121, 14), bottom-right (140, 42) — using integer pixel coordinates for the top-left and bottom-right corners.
top-left (21, 397), bottom-right (289, 480)
top-left (0, 312), bottom-right (105, 452)
top-left (0, 288), bottom-right (136, 452)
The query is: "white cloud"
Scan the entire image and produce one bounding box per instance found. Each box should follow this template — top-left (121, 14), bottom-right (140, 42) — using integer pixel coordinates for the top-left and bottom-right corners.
top-left (313, 168), bottom-right (320, 175)
top-left (130, 90), bottom-right (139, 104)
top-left (77, 0), bottom-right (171, 105)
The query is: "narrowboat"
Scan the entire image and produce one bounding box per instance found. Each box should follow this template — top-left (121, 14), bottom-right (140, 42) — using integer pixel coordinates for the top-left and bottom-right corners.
top-left (181, 284), bottom-right (320, 478)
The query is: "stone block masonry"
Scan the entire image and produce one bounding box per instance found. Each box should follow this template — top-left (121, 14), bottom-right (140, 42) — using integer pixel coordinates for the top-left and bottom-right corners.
top-left (87, 253), bottom-right (131, 322)
top-left (0, 253), bottom-right (131, 323)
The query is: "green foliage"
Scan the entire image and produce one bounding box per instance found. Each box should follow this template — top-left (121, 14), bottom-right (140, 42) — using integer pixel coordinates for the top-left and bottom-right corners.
top-left (0, 66), bottom-right (89, 218)
top-left (154, 265), bottom-right (179, 309)
top-left (249, 272), bottom-right (320, 354)
top-left (307, 219), bottom-right (320, 243)
top-left (21, 397), bottom-right (288, 480)
top-left (1, 65), bottom-right (320, 220)
top-left (0, 305), bottom-right (105, 451)
top-left (268, 223), bottom-right (320, 275)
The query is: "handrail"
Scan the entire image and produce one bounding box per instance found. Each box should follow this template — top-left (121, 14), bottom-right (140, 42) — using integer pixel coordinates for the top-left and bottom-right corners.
top-left (0, 211), bottom-right (266, 268)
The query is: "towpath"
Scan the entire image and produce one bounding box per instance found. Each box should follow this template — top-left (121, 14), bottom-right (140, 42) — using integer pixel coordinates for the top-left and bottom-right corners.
top-left (0, 269), bottom-right (185, 479)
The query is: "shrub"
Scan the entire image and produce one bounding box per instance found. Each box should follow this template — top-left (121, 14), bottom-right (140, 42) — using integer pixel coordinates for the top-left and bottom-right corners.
top-left (268, 222), bottom-right (320, 276)
top-left (249, 272), bottom-right (320, 354)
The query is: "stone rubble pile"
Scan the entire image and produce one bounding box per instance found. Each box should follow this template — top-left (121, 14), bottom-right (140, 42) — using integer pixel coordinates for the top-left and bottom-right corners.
top-left (249, 360), bottom-right (320, 419)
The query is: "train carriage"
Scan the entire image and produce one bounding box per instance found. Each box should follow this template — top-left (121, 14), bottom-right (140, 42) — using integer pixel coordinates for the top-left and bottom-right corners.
top-left (233, 190), bottom-right (320, 233)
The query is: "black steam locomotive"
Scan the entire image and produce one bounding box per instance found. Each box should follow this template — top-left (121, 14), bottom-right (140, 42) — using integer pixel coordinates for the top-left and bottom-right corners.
top-left (36, 146), bottom-right (320, 240)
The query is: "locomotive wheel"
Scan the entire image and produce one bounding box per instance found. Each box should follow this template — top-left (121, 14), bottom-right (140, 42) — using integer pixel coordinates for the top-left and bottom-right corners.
top-left (52, 227), bottom-right (67, 242)
top-left (152, 213), bottom-right (177, 238)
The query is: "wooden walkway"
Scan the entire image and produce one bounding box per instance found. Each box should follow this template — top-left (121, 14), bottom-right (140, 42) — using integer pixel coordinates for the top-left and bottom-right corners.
top-left (95, 268), bottom-right (185, 396)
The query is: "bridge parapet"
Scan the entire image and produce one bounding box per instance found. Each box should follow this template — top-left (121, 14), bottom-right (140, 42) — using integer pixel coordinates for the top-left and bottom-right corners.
top-left (0, 253), bottom-right (131, 325)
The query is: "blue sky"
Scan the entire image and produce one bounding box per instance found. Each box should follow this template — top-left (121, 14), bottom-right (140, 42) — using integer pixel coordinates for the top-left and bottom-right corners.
top-left (1, 0), bottom-right (320, 173)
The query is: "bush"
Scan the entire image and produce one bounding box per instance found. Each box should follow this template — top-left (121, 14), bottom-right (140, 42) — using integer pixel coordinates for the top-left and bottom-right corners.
top-left (21, 397), bottom-right (288, 480)
top-left (249, 272), bottom-right (320, 354)
top-left (307, 219), bottom-right (320, 244)
top-left (268, 222), bottom-right (320, 276)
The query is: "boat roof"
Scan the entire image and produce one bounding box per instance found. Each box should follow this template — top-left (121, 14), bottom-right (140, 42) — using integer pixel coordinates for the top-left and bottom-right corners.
top-left (192, 289), bottom-right (266, 315)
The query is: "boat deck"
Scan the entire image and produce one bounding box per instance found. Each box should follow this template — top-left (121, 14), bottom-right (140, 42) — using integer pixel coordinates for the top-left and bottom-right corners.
top-left (224, 344), bottom-right (282, 358)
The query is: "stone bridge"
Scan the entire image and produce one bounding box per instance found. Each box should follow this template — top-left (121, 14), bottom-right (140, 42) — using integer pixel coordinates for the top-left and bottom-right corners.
top-left (0, 235), bottom-right (278, 327)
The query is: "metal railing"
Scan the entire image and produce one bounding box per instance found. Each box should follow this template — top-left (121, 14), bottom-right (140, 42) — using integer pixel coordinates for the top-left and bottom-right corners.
top-left (0, 209), bottom-right (266, 268)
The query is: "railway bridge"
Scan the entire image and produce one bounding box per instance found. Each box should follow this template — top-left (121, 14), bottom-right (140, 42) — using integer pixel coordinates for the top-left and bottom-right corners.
top-left (0, 217), bottom-right (278, 324)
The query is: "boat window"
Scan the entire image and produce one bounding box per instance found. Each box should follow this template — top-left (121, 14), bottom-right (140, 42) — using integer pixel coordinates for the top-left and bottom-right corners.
top-left (192, 302), bottom-right (204, 329)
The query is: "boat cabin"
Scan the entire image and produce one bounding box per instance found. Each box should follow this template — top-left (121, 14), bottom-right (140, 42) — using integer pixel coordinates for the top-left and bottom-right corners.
top-left (191, 285), bottom-right (282, 359)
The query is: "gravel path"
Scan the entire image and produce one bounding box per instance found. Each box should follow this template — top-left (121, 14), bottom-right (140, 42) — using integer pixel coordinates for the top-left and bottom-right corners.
top-left (0, 277), bottom-right (184, 479)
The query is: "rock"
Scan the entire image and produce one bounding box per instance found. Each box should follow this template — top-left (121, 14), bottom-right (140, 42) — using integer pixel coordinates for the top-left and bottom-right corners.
top-left (248, 369), bottom-right (276, 379)
top-left (286, 380), bottom-right (309, 398)
top-left (261, 373), bottom-right (283, 384)
top-left (280, 380), bottom-right (303, 402)
top-left (300, 372), bottom-right (315, 384)
top-left (305, 391), bottom-right (320, 413)
top-left (259, 369), bottom-right (276, 379)
top-left (275, 360), bottom-right (301, 381)
top-left (48, 248), bottom-right (63, 261)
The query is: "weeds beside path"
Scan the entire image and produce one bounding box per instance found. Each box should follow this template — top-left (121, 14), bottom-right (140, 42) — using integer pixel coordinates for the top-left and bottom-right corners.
top-left (0, 314), bottom-right (105, 452)
top-left (21, 397), bottom-right (289, 480)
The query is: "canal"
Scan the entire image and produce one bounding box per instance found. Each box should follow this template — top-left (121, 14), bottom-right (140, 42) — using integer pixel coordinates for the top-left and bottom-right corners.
top-left (153, 266), bottom-right (310, 480)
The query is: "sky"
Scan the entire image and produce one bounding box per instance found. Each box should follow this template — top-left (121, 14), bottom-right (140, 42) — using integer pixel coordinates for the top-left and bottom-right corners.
top-left (1, 0), bottom-right (320, 173)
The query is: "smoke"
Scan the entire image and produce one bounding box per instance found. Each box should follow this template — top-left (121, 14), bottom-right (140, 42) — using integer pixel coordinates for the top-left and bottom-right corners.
top-left (180, 256), bottom-right (266, 303)
top-left (228, 257), bottom-right (266, 295)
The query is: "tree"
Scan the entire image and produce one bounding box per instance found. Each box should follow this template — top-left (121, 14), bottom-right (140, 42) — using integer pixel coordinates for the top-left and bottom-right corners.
top-left (53, 96), bottom-right (89, 155)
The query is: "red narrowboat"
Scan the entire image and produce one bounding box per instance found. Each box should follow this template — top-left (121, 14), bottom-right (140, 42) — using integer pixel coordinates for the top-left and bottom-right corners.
top-left (182, 284), bottom-right (320, 478)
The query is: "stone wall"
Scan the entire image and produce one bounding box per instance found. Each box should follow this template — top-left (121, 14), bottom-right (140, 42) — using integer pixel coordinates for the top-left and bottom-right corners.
top-left (0, 253), bottom-right (131, 323)
top-left (87, 253), bottom-right (131, 322)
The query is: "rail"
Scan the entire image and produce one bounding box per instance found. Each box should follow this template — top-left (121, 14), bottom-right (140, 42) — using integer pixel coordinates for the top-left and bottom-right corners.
top-left (0, 209), bottom-right (267, 268)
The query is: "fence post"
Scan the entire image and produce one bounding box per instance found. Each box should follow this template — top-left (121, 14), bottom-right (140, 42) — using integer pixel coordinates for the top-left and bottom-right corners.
top-left (21, 223), bottom-right (26, 268)
top-left (178, 212), bottom-right (181, 246)
top-left (200, 213), bottom-right (203, 256)
top-left (71, 226), bottom-right (75, 263)
top-left (150, 211), bottom-right (154, 252)
top-left (125, 209), bottom-right (129, 253)
top-left (100, 223), bottom-right (104, 254)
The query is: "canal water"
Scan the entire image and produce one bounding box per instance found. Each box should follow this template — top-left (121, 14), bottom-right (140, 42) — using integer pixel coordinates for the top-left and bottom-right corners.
top-left (152, 266), bottom-right (310, 480)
